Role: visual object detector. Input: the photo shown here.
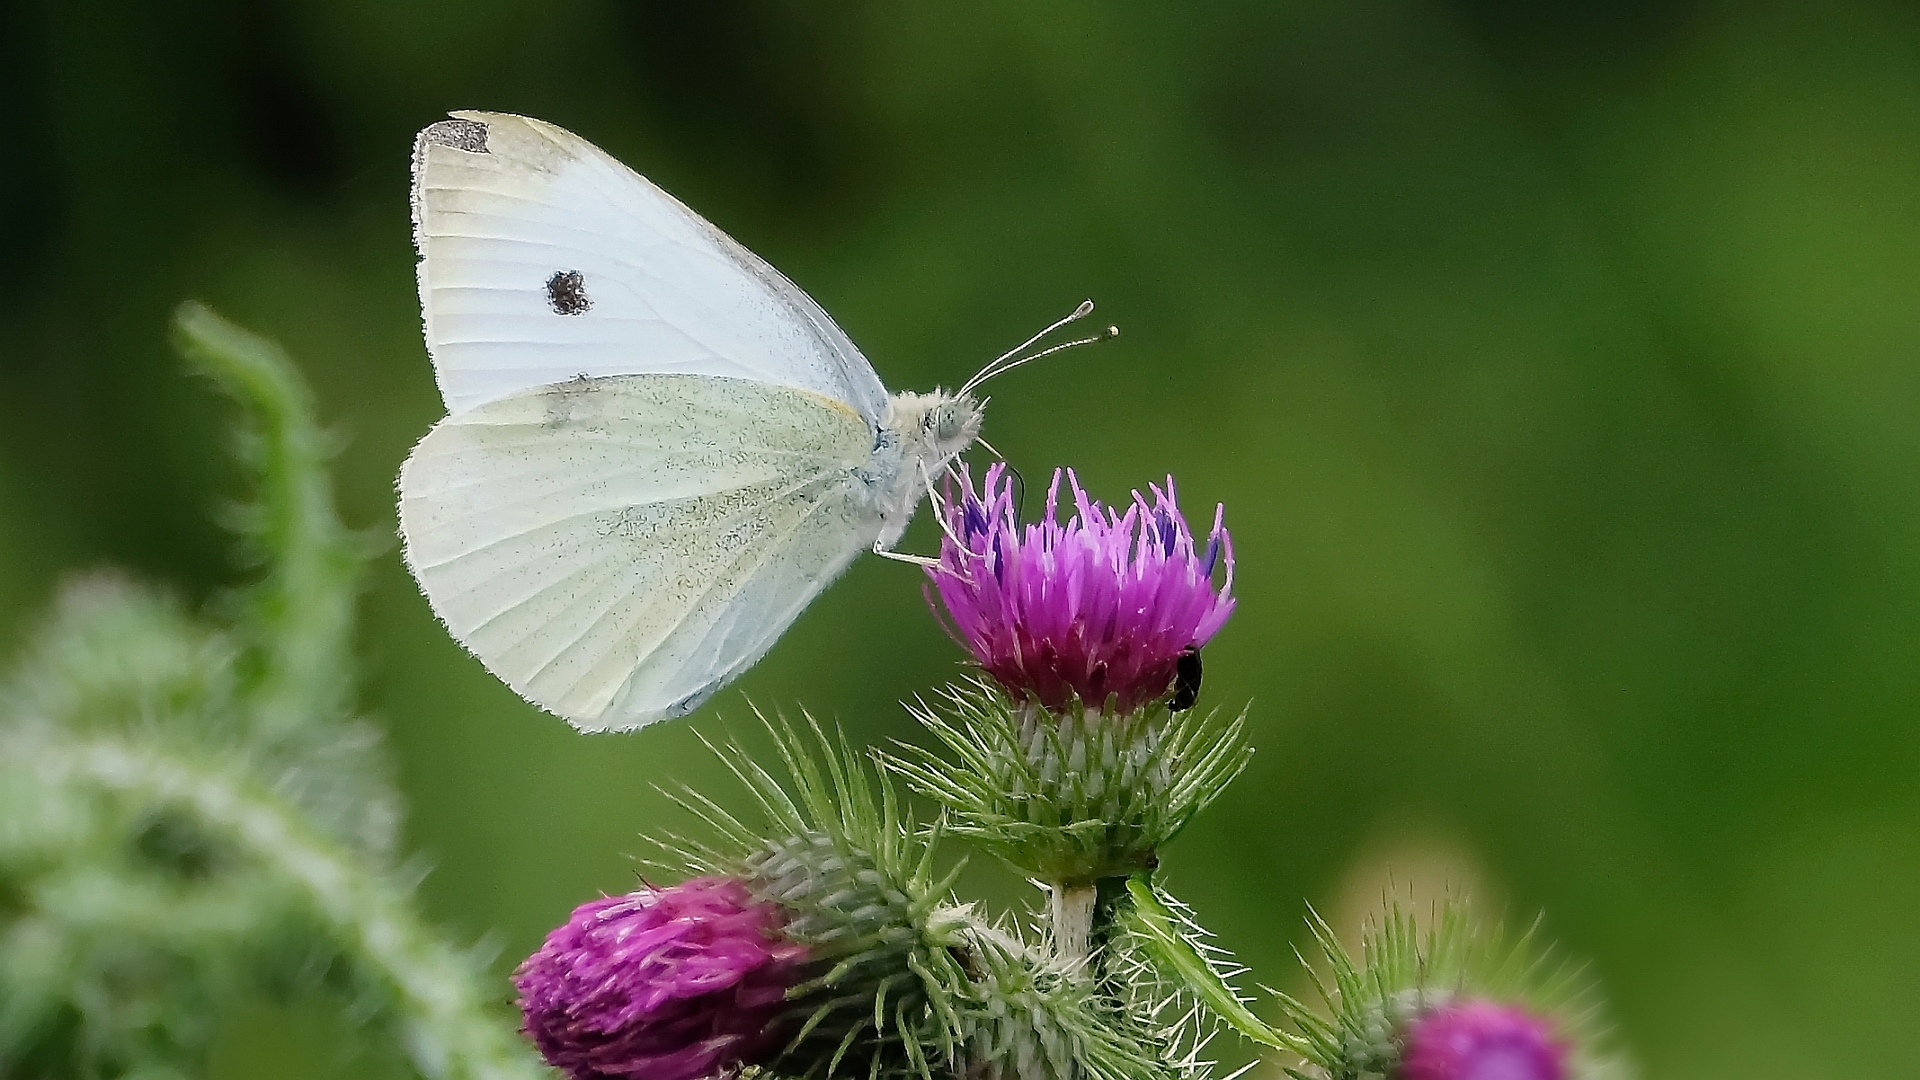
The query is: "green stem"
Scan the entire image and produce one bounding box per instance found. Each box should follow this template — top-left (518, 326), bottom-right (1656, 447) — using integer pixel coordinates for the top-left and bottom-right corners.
top-left (170, 302), bottom-right (367, 736)
top-left (1050, 881), bottom-right (1098, 962)
top-left (41, 738), bottom-right (547, 1080)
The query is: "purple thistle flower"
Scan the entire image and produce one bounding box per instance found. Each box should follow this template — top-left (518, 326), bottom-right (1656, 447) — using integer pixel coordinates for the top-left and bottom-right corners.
top-left (927, 463), bottom-right (1235, 715)
top-left (1402, 1000), bottom-right (1570, 1080)
top-left (513, 876), bottom-right (809, 1080)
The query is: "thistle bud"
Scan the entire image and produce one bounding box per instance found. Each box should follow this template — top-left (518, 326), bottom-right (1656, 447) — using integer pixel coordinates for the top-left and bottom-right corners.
top-left (739, 828), bottom-right (971, 1076)
top-left (1275, 901), bottom-right (1624, 1080)
top-left (654, 719), bottom-right (977, 1079)
top-left (1403, 1001), bottom-right (1569, 1080)
top-left (513, 876), bottom-right (808, 1080)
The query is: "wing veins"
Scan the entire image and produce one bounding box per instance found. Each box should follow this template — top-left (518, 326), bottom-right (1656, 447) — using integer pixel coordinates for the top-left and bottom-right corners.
top-left (410, 455), bottom-right (844, 544)
top-left (442, 465), bottom-right (853, 632)
top-left (517, 470), bottom-right (851, 695)
top-left (596, 472), bottom-right (864, 715)
top-left (647, 479), bottom-right (863, 700)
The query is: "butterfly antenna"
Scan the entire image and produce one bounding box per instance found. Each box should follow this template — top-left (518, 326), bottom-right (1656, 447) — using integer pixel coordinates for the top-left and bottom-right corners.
top-left (964, 325), bottom-right (1118, 394)
top-left (981, 299), bottom-right (1093, 377)
top-left (960, 299), bottom-right (1116, 396)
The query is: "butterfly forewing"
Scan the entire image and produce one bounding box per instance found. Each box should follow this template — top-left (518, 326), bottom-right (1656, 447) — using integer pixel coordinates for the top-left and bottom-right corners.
top-left (410, 110), bottom-right (888, 419)
top-left (399, 374), bottom-right (881, 730)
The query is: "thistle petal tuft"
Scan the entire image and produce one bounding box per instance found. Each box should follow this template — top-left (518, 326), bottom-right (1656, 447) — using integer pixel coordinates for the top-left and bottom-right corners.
top-left (513, 876), bottom-right (808, 1080)
top-left (927, 464), bottom-right (1234, 716)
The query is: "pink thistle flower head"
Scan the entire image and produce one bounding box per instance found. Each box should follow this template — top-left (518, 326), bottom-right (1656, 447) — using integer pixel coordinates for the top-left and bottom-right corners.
top-left (1402, 1000), bottom-right (1570, 1080)
top-left (513, 876), bottom-right (809, 1080)
top-left (927, 463), bottom-right (1235, 715)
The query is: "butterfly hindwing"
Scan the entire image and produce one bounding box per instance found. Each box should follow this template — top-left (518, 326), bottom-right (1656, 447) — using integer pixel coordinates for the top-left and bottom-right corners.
top-left (397, 373), bottom-right (882, 731)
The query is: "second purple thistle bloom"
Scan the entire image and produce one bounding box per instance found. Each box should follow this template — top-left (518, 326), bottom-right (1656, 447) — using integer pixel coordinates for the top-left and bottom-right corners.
top-left (927, 463), bottom-right (1236, 716)
top-left (513, 877), bottom-right (808, 1080)
top-left (1401, 1000), bottom-right (1571, 1080)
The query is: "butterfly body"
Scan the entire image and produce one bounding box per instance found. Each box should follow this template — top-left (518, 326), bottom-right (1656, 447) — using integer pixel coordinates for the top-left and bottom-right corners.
top-left (399, 111), bottom-right (983, 731)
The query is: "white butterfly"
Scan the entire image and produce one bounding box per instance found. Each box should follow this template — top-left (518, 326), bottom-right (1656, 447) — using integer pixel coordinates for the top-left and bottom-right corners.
top-left (398, 111), bottom-right (1101, 733)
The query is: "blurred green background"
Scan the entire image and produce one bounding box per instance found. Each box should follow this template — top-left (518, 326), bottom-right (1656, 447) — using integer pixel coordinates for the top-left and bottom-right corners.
top-left (5, 1), bottom-right (1919, 1077)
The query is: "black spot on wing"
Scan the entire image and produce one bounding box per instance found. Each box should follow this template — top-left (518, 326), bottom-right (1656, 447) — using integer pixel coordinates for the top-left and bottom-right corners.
top-left (546, 269), bottom-right (591, 315)
top-left (421, 117), bottom-right (489, 153)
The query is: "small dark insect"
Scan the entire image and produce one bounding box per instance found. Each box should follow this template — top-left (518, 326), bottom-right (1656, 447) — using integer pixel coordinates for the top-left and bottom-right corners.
top-left (546, 269), bottom-right (591, 315)
top-left (1168, 646), bottom-right (1202, 711)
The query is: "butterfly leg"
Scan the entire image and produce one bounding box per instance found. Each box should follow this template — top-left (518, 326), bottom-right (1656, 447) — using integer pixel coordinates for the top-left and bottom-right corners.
top-left (867, 460), bottom-right (986, 568)
top-left (922, 459), bottom-right (986, 558)
top-left (872, 541), bottom-right (942, 568)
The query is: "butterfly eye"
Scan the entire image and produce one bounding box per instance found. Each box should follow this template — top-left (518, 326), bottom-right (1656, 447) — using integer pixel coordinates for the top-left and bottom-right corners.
top-left (933, 406), bottom-right (963, 441)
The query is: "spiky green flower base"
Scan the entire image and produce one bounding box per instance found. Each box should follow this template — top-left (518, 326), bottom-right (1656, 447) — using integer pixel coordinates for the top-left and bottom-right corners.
top-left (655, 715), bottom-right (1256, 1080)
top-left (660, 717), bottom-right (975, 1079)
top-left (882, 680), bottom-right (1251, 884)
top-left (955, 925), bottom-right (1176, 1080)
top-left (1274, 900), bottom-right (1625, 1080)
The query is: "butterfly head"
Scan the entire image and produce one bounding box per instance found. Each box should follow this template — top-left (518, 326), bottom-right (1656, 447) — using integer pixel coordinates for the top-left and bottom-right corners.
top-left (884, 389), bottom-right (984, 468)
